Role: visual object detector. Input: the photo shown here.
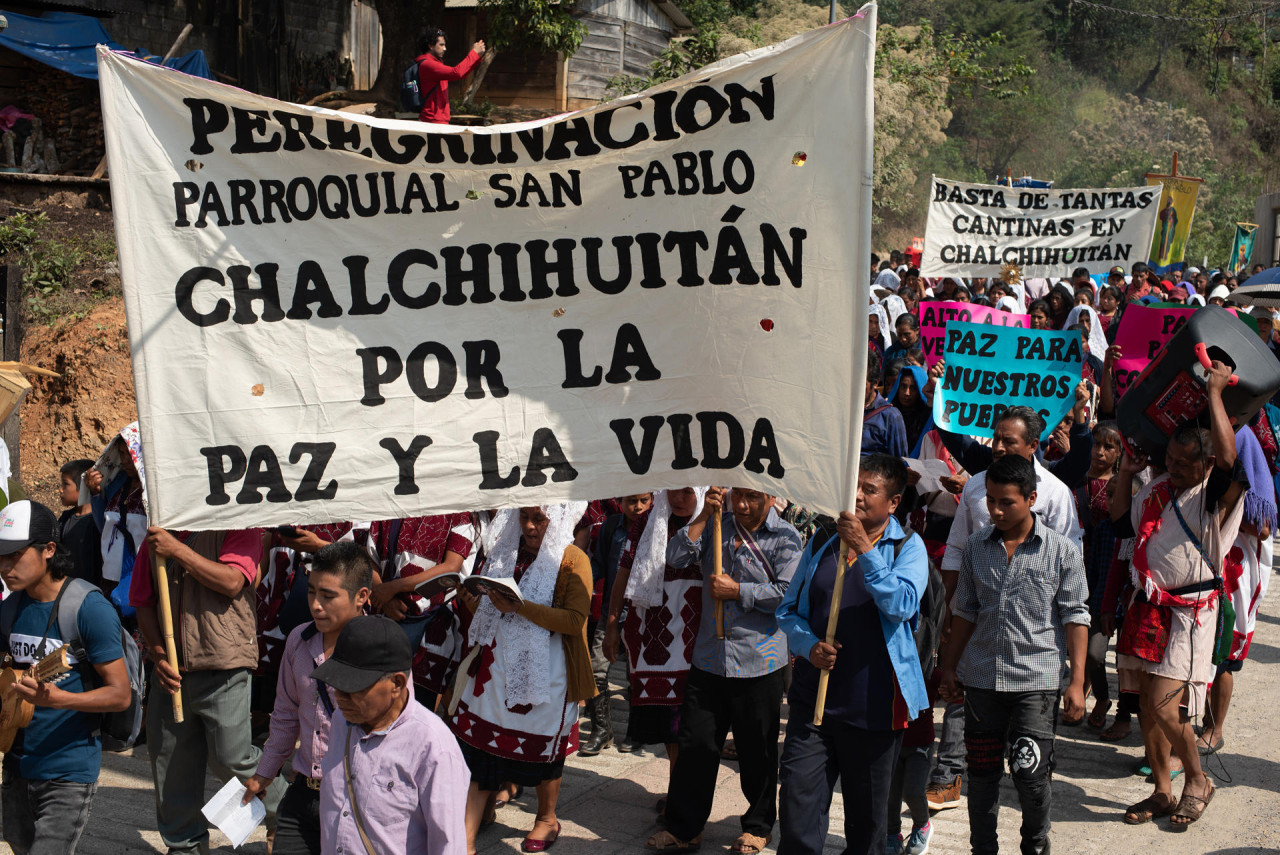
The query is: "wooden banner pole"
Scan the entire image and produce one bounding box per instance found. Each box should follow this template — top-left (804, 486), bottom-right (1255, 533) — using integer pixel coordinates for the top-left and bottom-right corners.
top-left (812, 540), bottom-right (849, 725)
top-left (712, 511), bottom-right (725, 639)
top-left (154, 555), bottom-right (184, 723)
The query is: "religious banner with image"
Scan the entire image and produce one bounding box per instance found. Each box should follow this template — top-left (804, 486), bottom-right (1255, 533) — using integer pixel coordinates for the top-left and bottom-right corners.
top-left (1145, 172), bottom-right (1202, 276)
top-left (1229, 223), bottom-right (1257, 274)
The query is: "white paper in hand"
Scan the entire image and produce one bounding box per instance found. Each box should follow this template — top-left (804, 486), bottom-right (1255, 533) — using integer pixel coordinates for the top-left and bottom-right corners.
top-left (201, 778), bottom-right (265, 849)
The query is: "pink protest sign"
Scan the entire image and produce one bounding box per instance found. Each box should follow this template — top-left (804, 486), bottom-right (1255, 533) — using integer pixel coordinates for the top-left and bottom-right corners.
top-left (918, 301), bottom-right (1029, 367)
top-left (1112, 305), bottom-right (1238, 397)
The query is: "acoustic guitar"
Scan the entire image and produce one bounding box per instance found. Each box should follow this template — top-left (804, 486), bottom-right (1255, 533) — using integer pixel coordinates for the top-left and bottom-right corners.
top-left (0, 646), bottom-right (74, 753)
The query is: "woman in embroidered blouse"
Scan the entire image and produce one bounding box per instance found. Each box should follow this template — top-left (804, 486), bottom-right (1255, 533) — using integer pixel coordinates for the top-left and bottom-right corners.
top-left (450, 503), bottom-right (595, 855)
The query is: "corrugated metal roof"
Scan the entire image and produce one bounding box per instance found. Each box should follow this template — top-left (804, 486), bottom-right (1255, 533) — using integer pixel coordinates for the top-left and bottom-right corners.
top-left (0, 1), bottom-right (118, 18)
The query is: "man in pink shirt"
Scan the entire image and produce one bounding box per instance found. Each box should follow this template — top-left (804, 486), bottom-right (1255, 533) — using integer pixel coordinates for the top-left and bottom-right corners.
top-left (415, 28), bottom-right (486, 124)
top-left (131, 527), bottom-right (286, 854)
top-left (313, 616), bottom-right (469, 855)
top-left (243, 542), bottom-right (377, 855)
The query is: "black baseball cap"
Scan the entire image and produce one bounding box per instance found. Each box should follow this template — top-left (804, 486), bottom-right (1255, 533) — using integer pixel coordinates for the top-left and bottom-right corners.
top-left (0, 501), bottom-right (60, 556)
top-left (310, 616), bottom-right (413, 693)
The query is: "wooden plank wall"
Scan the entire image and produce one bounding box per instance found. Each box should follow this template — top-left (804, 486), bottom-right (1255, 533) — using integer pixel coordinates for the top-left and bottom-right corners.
top-left (348, 0), bottom-right (382, 90)
top-left (0, 48), bottom-right (26, 110)
top-left (567, 13), bottom-right (672, 102)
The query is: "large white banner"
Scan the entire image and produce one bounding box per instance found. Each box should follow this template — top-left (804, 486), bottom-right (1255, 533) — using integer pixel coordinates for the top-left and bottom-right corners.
top-left (920, 177), bottom-right (1161, 279)
top-left (97, 9), bottom-right (876, 530)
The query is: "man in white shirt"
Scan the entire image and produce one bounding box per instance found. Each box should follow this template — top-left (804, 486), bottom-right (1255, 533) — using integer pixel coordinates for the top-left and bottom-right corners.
top-left (926, 406), bottom-right (1083, 810)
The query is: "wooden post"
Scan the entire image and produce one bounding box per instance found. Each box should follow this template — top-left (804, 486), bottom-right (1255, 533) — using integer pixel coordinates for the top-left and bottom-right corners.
top-left (0, 265), bottom-right (22, 483)
top-left (712, 511), bottom-right (725, 639)
top-left (154, 555), bottom-right (184, 723)
top-left (92, 23), bottom-right (194, 179)
top-left (812, 541), bottom-right (849, 725)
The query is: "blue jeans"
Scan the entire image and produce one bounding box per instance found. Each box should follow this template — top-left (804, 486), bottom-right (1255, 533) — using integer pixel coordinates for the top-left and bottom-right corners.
top-left (778, 700), bottom-right (903, 855)
top-left (1, 766), bottom-right (96, 855)
top-left (929, 700), bottom-right (966, 784)
top-left (964, 689), bottom-right (1058, 855)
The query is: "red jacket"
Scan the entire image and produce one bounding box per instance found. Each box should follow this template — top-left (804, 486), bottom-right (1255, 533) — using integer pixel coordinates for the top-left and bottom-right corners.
top-left (416, 50), bottom-right (481, 124)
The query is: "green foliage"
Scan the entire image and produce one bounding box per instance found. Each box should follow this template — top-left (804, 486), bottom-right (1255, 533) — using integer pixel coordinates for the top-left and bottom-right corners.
top-left (479, 0), bottom-right (586, 55)
top-left (0, 211), bottom-right (118, 325)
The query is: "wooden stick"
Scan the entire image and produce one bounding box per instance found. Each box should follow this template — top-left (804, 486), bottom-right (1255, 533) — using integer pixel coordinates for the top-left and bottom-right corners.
top-left (812, 540), bottom-right (850, 726)
top-left (154, 555), bottom-right (184, 723)
top-left (712, 511), bottom-right (725, 640)
top-left (93, 23), bottom-right (194, 179)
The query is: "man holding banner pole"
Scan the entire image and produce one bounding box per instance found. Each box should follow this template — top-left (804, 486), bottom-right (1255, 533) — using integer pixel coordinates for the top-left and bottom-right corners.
top-left (776, 454), bottom-right (930, 855)
top-left (130, 528), bottom-right (287, 853)
top-left (650, 489), bottom-right (801, 854)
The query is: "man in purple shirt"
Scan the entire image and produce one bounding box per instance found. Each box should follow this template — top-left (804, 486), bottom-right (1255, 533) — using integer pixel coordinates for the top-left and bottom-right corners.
top-left (243, 542), bottom-right (375, 854)
top-left (312, 616), bottom-right (468, 855)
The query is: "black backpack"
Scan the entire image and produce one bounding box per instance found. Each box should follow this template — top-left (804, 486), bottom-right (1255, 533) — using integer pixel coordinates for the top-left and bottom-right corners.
top-left (0, 579), bottom-right (146, 751)
top-left (401, 60), bottom-right (424, 111)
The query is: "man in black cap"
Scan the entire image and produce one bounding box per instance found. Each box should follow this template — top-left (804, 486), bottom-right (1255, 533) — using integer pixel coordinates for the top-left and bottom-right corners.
top-left (0, 500), bottom-right (130, 855)
top-left (313, 616), bottom-right (468, 855)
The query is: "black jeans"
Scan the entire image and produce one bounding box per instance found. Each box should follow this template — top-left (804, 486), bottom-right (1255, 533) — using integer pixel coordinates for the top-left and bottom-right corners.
top-left (1, 768), bottom-right (96, 855)
top-left (272, 776), bottom-right (322, 855)
top-left (666, 667), bottom-right (786, 841)
top-left (964, 688), bottom-right (1058, 855)
top-left (777, 700), bottom-right (902, 855)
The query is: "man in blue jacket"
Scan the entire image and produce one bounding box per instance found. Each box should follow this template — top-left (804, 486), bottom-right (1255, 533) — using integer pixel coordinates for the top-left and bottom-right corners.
top-left (776, 454), bottom-right (930, 855)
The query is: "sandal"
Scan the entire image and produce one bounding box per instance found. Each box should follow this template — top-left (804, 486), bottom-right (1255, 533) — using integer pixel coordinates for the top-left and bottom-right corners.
top-left (1099, 718), bottom-right (1131, 742)
top-left (647, 830), bottom-right (701, 851)
top-left (1123, 793), bottom-right (1175, 825)
top-left (1087, 700), bottom-right (1112, 729)
top-left (1197, 736), bottom-right (1224, 756)
top-left (494, 784), bottom-right (524, 809)
top-left (721, 740), bottom-right (738, 761)
top-left (1170, 782), bottom-right (1215, 826)
top-left (730, 833), bottom-right (769, 854)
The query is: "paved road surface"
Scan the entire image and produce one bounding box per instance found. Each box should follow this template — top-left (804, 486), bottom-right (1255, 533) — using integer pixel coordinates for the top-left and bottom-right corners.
top-left (11, 565), bottom-right (1279, 854)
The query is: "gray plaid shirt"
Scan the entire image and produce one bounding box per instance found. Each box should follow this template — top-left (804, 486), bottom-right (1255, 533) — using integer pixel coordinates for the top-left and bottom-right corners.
top-left (952, 514), bottom-right (1090, 692)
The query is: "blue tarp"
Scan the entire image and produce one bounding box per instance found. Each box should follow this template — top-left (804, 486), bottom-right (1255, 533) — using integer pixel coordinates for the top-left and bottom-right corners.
top-left (0, 11), bottom-right (212, 80)
top-left (996, 176), bottom-right (1055, 189)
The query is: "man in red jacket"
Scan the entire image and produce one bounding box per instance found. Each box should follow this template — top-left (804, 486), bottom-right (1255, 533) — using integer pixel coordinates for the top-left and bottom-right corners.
top-left (416, 28), bottom-right (486, 124)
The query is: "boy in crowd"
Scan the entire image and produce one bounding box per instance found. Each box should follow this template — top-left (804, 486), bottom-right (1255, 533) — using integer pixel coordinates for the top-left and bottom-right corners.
top-left (57, 459), bottom-right (102, 586)
top-left (0, 500), bottom-right (131, 854)
top-left (587, 492), bottom-right (655, 755)
top-left (937, 456), bottom-right (1089, 855)
top-left (243, 542), bottom-right (376, 855)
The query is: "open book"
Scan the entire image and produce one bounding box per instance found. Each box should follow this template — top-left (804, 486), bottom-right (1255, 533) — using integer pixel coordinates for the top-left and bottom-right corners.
top-left (462, 576), bottom-right (524, 606)
top-left (414, 571), bottom-right (462, 600)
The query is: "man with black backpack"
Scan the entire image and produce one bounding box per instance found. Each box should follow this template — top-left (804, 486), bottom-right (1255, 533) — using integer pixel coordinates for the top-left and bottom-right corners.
top-left (775, 455), bottom-right (931, 855)
top-left (0, 500), bottom-right (131, 855)
top-left (406, 27), bottom-right (486, 124)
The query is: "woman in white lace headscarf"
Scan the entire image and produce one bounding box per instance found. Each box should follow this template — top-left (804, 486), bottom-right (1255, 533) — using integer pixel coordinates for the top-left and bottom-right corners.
top-left (450, 502), bottom-right (593, 853)
top-left (601, 488), bottom-right (708, 806)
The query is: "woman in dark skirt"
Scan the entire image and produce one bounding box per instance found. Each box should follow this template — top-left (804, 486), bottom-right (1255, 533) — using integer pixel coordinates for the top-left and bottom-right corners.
top-left (450, 503), bottom-right (596, 854)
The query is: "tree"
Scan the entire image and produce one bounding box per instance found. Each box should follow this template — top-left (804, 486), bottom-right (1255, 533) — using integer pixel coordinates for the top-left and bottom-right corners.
top-left (365, 0), bottom-right (443, 104)
top-left (363, 0), bottom-right (585, 106)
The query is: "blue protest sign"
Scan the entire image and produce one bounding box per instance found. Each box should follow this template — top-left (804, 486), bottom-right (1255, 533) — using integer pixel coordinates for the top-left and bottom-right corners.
top-left (931, 321), bottom-right (1083, 440)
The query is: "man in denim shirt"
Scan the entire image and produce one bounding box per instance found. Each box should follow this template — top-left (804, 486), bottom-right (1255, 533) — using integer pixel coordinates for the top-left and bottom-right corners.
top-left (776, 455), bottom-right (930, 855)
top-left (648, 488), bottom-right (801, 854)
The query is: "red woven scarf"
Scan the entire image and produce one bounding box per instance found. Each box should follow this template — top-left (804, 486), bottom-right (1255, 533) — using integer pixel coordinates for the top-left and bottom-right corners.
top-left (1128, 478), bottom-right (1218, 622)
